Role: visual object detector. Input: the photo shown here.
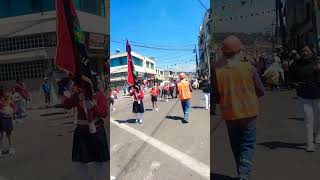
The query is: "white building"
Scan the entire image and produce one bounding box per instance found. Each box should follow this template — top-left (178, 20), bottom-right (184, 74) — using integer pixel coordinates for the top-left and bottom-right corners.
top-left (0, 0), bottom-right (109, 84)
top-left (163, 70), bottom-right (178, 82)
top-left (110, 51), bottom-right (156, 87)
top-left (155, 68), bottom-right (164, 82)
top-left (198, 8), bottom-right (213, 77)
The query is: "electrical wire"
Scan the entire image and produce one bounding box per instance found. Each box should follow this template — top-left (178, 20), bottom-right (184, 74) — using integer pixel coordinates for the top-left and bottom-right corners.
top-left (111, 40), bottom-right (195, 51)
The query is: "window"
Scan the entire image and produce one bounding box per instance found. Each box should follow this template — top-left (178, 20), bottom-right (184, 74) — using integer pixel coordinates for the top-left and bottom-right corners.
top-left (133, 57), bottom-right (143, 67)
top-left (74, 0), bottom-right (106, 17)
top-left (110, 57), bottom-right (127, 67)
top-left (0, 0), bottom-right (105, 18)
top-left (0, 33), bottom-right (56, 53)
top-left (0, 60), bottom-right (46, 81)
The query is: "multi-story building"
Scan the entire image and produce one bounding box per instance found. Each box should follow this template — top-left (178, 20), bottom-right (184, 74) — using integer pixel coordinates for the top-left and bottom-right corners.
top-left (198, 8), bottom-right (212, 77)
top-left (110, 51), bottom-right (156, 87)
top-left (285, 0), bottom-right (319, 53)
top-left (155, 68), bottom-right (164, 82)
top-left (163, 70), bottom-right (178, 82)
top-left (0, 0), bottom-right (109, 84)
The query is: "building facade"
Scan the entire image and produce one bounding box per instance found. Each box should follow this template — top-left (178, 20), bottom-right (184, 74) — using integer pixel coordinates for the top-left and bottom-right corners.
top-left (110, 51), bottom-right (156, 87)
top-left (198, 9), bottom-right (212, 77)
top-left (155, 68), bottom-right (164, 82)
top-left (0, 0), bottom-right (109, 83)
top-left (285, 0), bottom-right (319, 53)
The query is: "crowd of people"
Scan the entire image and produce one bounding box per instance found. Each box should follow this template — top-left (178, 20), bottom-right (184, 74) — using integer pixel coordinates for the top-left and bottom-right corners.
top-left (109, 72), bottom-right (211, 125)
top-left (212, 35), bottom-right (320, 180)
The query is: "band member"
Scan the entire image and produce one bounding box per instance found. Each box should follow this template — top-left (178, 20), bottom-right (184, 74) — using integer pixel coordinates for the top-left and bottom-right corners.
top-left (130, 83), bottom-right (145, 124)
top-left (63, 77), bottom-right (109, 180)
top-left (0, 86), bottom-right (15, 157)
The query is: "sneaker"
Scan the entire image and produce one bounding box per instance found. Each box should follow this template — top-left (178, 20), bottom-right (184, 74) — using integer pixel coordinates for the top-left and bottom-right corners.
top-left (182, 119), bottom-right (188, 124)
top-left (155, 108), bottom-right (159, 111)
top-left (9, 147), bottom-right (15, 155)
top-left (139, 119), bottom-right (143, 124)
top-left (306, 143), bottom-right (315, 152)
top-left (166, 99), bottom-right (169, 102)
top-left (136, 119), bottom-right (139, 123)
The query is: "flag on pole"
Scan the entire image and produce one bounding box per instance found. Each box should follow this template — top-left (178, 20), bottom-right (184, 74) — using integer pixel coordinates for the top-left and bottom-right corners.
top-left (55, 0), bottom-right (93, 84)
top-left (126, 40), bottom-right (137, 85)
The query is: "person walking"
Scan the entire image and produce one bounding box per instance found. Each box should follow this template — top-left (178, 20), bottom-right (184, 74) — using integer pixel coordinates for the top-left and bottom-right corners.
top-left (169, 83), bottom-right (175, 99)
top-left (14, 79), bottom-right (29, 119)
top-left (215, 35), bottom-right (264, 180)
top-left (63, 78), bottom-right (108, 180)
top-left (164, 84), bottom-right (169, 102)
top-left (291, 45), bottom-right (320, 152)
top-left (0, 86), bottom-right (15, 157)
top-left (177, 73), bottom-right (193, 123)
top-left (150, 86), bottom-right (159, 111)
top-left (41, 77), bottom-right (52, 107)
top-left (201, 75), bottom-right (210, 110)
top-left (130, 84), bottom-right (145, 124)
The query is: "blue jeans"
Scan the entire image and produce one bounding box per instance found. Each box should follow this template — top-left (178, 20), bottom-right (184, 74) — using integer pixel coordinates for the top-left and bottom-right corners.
top-left (181, 100), bottom-right (191, 121)
top-left (225, 117), bottom-right (256, 179)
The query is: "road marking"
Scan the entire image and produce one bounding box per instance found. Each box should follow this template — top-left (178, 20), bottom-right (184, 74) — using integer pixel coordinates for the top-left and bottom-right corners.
top-left (143, 161), bottom-right (161, 180)
top-left (110, 117), bottom-right (210, 179)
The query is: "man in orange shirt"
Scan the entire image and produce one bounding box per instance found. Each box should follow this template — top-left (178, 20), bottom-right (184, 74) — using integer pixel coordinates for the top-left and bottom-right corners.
top-left (177, 73), bottom-right (193, 123)
top-left (215, 36), bottom-right (264, 180)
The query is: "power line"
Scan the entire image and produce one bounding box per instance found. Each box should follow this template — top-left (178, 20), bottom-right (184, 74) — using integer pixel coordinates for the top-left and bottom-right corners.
top-left (195, 0), bottom-right (208, 10)
top-left (111, 40), bottom-right (194, 51)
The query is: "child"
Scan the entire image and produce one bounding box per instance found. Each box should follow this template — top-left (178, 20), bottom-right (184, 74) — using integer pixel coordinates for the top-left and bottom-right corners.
top-left (150, 86), bottom-right (159, 111)
top-left (0, 87), bottom-right (15, 157)
top-left (63, 79), bottom-right (108, 180)
top-left (130, 84), bottom-right (144, 124)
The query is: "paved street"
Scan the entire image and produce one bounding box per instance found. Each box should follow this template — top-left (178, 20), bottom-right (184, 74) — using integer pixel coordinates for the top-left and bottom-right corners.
top-left (0, 106), bottom-right (110, 180)
top-left (211, 90), bottom-right (320, 180)
top-left (110, 90), bottom-right (210, 180)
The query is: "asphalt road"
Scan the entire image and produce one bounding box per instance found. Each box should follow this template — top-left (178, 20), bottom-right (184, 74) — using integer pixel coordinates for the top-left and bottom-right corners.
top-left (110, 90), bottom-right (210, 180)
top-left (211, 90), bottom-right (320, 180)
top-left (0, 106), bottom-right (110, 180)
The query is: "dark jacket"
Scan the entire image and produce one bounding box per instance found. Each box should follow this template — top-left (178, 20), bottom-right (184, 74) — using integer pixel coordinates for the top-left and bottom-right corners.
top-left (291, 56), bottom-right (320, 99)
top-left (201, 80), bottom-right (210, 93)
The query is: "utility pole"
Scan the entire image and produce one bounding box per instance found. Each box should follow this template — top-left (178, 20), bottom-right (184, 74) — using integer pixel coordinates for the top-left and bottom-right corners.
top-left (194, 45), bottom-right (199, 78)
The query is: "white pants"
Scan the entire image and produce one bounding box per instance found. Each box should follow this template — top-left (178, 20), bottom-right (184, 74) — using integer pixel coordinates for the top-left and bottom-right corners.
top-left (299, 98), bottom-right (320, 146)
top-left (136, 113), bottom-right (143, 120)
top-left (204, 93), bottom-right (210, 109)
top-left (75, 162), bottom-right (107, 180)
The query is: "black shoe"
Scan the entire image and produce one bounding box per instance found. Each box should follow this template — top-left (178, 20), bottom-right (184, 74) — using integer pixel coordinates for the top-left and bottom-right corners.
top-left (182, 119), bottom-right (188, 124)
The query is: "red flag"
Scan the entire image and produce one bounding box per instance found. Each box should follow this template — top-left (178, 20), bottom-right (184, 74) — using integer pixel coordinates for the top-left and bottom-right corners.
top-left (126, 40), bottom-right (137, 85)
top-left (55, 0), bottom-right (77, 75)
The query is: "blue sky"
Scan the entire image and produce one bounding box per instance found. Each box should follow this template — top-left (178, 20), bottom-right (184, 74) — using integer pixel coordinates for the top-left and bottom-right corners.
top-left (213, 0), bottom-right (276, 33)
top-left (110, 0), bottom-right (210, 72)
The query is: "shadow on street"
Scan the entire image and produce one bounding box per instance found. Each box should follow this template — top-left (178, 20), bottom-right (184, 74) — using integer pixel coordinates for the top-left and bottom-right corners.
top-left (288, 117), bottom-right (304, 121)
top-left (115, 119), bottom-right (138, 124)
top-left (211, 173), bottom-right (238, 180)
top-left (191, 106), bottom-right (205, 109)
top-left (258, 141), bottom-right (306, 150)
top-left (166, 115), bottom-right (184, 122)
top-left (40, 112), bottom-right (66, 117)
